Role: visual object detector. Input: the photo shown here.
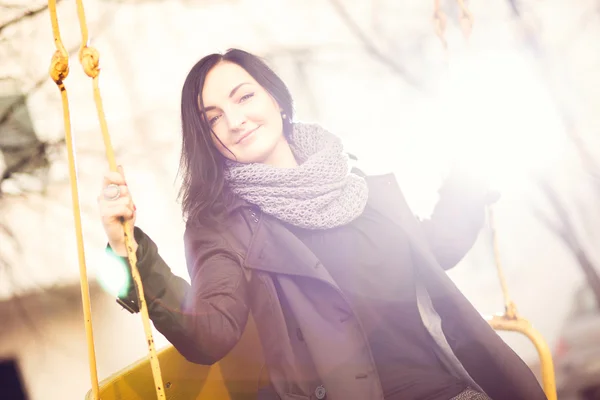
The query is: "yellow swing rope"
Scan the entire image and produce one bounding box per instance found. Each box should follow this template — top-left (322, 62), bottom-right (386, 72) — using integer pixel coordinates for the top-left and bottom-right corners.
top-left (487, 207), bottom-right (557, 400)
top-left (431, 2), bottom-right (556, 399)
top-left (47, 1), bottom-right (165, 399)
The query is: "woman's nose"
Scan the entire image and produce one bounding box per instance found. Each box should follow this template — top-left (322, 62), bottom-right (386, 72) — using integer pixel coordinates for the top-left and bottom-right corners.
top-left (228, 108), bottom-right (247, 131)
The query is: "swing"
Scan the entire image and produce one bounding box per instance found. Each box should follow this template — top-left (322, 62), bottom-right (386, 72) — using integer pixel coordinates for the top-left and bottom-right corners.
top-left (45, 0), bottom-right (557, 399)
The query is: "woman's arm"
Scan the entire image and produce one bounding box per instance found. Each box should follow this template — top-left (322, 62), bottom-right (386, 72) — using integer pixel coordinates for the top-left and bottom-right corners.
top-left (419, 175), bottom-right (494, 270)
top-left (111, 225), bottom-right (249, 365)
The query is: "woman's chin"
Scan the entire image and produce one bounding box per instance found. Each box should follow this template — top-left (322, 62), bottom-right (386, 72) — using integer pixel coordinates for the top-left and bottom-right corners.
top-left (239, 141), bottom-right (275, 164)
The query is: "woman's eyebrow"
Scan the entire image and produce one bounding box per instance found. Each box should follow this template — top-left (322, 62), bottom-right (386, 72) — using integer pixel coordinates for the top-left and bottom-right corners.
top-left (201, 82), bottom-right (251, 112)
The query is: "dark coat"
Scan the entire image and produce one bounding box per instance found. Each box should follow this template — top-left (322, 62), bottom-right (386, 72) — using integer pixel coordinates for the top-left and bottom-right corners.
top-left (116, 172), bottom-right (547, 400)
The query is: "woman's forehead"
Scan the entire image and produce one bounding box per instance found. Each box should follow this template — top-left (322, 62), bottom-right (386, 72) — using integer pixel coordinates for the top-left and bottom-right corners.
top-left (202, 62), bottom-right (257, 101)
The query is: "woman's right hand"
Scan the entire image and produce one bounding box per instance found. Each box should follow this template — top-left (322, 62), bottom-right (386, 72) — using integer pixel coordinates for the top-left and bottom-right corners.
top-left (98, 165), bottom-right (137, 257)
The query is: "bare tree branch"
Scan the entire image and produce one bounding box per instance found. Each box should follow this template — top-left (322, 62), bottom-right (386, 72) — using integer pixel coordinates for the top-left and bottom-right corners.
top-left (0, 138), bottom-right (64, 184)
top-left (0, 1), bottom-right (73, 128)
top-left (507, 0), bottom-right (600, 180)
top-left (0, 1), bottom-right (115, 128)
top-left (0, 75), bottom-right (47, 127)
top-left (327, 0), bottom-right (423, 90)
top-left (566, 129), bottom-right (600, 186)
top-left (0, 2), bottom-right (28, 9)
top-left (508, 0), bottom-right (600, 307)
top-left (0, 4), bottom-right (116, 193)
top-left (534, 178), bottom-right (600, 309)
top-left (536, 179), bottom-right (578, 246)
top-left (531, 207), bottom-right (562, 242)
top-left (0, 2), bottom-right (63, 35)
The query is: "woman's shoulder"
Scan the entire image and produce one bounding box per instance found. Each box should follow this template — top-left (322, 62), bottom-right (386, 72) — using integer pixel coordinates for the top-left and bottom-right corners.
top-left (184, 215), bottom-right (236, 241)
top-left (184, 210), bottom-right (253, 257)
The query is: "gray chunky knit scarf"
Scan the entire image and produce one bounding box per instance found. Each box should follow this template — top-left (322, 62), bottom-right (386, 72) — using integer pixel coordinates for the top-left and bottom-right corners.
top-left (224, 122), bottom-right (368, 229)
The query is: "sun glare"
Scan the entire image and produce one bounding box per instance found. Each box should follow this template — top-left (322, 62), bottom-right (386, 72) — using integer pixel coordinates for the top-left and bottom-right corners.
top-left (432, 50), bottom-right (566, 193)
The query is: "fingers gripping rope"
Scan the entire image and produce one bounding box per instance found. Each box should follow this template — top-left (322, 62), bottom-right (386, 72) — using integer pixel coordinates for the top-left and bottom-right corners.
top-left (47, 1), bottom-right (165, 399)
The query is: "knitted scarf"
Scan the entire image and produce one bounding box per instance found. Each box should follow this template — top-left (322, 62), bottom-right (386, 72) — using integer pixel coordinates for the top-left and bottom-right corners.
top-left (224, 122), bottom-right (368, 229)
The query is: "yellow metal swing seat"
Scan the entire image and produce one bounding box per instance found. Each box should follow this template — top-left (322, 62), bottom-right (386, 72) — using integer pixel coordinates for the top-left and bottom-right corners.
top-left (85, 316), bottom-right (267, 400)
top-left (88, 310), bottom-right (557, 400)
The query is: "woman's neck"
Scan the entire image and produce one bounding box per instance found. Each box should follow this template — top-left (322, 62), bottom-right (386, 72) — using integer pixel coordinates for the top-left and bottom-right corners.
top-left (263, 137), bottom-right (298, 168)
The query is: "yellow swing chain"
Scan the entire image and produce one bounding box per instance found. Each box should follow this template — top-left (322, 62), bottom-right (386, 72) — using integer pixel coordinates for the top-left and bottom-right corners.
top-left (432, 0), bottom-right (518, 319)
top-left (488, 208), bottom-right (519, 319)
top-left (47, 1), bottom-right (165, 399)
top-left (487, 206), bottom-right (557, 400)
top-left (431, 0), bottom-right (519, 314)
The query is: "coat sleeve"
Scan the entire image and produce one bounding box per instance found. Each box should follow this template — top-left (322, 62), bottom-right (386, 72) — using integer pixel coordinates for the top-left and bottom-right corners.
top-left (110, 225), bottom-right (249, 365)
top-left (419, 176), bottom-right (489, 270)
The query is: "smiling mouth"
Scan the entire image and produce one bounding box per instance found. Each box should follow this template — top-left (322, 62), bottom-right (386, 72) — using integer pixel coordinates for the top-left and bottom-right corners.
top-left (236, 127), bottom-right (259, 144)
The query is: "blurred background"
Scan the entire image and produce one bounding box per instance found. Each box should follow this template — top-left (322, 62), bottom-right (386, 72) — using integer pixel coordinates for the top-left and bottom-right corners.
top-left (1, 0), bottom-right (599, 399)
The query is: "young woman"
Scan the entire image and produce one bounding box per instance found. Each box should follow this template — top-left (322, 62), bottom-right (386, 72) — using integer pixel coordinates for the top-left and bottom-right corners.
top-left (98, 49), bottom-right (546, 400)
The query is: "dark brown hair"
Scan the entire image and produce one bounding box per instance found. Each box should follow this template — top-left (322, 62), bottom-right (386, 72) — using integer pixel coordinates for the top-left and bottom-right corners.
top-left (178, 48), bottom-right (294, 226)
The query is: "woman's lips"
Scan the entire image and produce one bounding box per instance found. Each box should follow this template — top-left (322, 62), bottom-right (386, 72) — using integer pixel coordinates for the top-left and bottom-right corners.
top-left (237, 126), bottom-right (259, 144)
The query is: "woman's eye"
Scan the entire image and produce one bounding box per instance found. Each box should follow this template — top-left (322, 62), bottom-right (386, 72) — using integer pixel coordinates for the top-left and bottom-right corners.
top-left (240, 93), bottom-right (254, 102)
top-left (209, 115), bottom-right (221, 125)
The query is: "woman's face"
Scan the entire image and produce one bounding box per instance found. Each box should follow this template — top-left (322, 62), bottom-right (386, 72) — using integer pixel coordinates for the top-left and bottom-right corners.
top-left (201, 61), bottom-right (286, 164)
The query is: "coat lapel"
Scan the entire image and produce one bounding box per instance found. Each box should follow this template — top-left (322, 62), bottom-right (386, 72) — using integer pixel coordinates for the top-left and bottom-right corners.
top-left (245, 212), bottom-right (340, 287)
